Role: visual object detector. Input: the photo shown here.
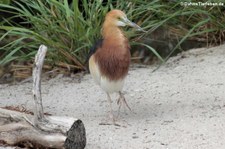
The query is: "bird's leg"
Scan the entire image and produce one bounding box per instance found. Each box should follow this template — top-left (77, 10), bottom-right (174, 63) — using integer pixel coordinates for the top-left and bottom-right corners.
top-left (107, 93), bottom-right (116, 123)
top-left (117, 91), bottom-right (132, 116)
top-left (99, 93), bottom-right (126, 126)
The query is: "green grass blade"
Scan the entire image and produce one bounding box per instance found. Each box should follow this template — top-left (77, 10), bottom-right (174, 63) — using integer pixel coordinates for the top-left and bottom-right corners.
top-left (132, 42), bottom-right (165, 63)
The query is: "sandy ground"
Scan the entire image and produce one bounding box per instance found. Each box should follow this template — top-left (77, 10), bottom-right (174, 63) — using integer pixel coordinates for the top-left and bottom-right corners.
top-left (0, 44), bottom-right (225, 149)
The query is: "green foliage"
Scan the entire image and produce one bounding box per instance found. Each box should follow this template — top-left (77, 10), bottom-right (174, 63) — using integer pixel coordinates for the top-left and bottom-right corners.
top-left (0, 0), bottom-right (108, 68)
top-left (0, 0), bottom-right (224, 70)
top-left (0, 0), bottom-right (10, 4)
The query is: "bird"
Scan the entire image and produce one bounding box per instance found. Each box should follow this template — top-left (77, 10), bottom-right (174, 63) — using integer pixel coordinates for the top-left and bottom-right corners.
top-left (88, 9), bottom-right (144, 124)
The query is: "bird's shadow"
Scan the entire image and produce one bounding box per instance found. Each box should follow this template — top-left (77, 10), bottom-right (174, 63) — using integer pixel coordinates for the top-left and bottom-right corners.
top-left (116, 100), bottom-right (205, 123)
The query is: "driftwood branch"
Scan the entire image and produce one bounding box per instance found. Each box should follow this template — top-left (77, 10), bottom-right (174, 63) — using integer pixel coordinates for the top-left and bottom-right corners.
top-left (33, 45), bottom-right (46, 123)
top-left (0, 45), bottom-right (86, 149)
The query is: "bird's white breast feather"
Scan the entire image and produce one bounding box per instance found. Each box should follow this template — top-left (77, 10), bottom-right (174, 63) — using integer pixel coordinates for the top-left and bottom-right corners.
top-left (89, 56), bottom-right (125, 93)
top-left (101, 76), bottom-right (125, 94)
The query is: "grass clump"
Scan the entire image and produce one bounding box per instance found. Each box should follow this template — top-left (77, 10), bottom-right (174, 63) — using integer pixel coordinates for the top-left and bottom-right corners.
top-left (0, 0), bottom-right (108, 70)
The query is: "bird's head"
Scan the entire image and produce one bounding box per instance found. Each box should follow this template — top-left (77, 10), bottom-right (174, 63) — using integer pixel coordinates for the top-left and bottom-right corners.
top-left (104, 9), bottom-right (145, 32)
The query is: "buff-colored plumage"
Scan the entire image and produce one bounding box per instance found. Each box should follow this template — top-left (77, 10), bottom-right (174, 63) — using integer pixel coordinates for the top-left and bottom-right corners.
top-left (89, 9), bottom-right (143, 124)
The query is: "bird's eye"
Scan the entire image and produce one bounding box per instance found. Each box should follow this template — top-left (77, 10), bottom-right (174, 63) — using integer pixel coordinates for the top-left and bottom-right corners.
top-left (117, 17), bottom-right (122, 21)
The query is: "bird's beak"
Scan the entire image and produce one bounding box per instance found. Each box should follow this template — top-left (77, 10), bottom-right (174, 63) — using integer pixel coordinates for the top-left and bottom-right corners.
top-left (123, 17), bottom-right (147, 32)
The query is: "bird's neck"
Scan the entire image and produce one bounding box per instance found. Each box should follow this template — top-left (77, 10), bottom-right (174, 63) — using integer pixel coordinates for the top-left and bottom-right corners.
top-left (102, 23), bottom-right (127, 43)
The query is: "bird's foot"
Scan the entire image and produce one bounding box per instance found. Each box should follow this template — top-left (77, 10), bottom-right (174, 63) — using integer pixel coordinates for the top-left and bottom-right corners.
top-left (99, 112), bottom-right (121, 126)
top-left (117, 92), bottom-right (132, 117)
top-left (99, 121), bottom-right (121, 127)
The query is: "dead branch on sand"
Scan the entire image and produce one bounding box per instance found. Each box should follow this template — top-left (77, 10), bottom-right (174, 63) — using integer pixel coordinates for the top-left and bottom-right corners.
top-left (0, 45), bottom-right (86, 149)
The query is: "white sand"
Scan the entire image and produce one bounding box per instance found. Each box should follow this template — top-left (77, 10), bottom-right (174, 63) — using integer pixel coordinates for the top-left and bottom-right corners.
top-left (0, 44), bottom-right (225, 149)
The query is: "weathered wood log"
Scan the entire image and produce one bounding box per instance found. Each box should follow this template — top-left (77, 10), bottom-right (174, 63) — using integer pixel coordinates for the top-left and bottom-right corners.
top-left (0, 45), bottom-right (86, 149)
